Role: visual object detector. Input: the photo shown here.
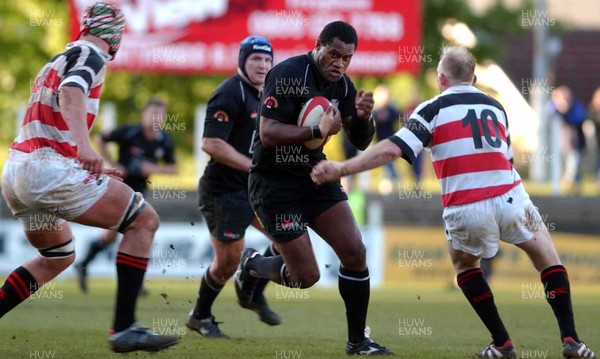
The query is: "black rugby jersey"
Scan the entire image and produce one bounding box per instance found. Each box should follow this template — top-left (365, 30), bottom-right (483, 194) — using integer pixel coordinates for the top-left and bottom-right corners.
top-left (201, 74), bottom-right (261, 193)
top-left (102, 124), bottom-right (176, 192)
top-left (251, 52), bottom-right (359, 178)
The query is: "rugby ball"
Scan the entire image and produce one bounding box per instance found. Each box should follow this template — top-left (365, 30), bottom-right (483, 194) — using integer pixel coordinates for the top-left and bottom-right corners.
top-left (297, 96), bottom-right (332, 150)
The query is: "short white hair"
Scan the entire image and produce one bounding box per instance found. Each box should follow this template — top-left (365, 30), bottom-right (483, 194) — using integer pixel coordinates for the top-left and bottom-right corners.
top-left (438, 46), bottom-right (476, 83)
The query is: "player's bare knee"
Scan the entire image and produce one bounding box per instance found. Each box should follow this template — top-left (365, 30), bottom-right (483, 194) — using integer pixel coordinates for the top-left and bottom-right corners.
top-left (211, 265), bottom-right (234, 283)
top-left (289, 269), bottom-right (320, 288)
top-left (115, 192), bottom-right (157, 234)
top-left (302, 271), bottom-right (320, 288)
top-left (340, 241), bottom-right (367, 269)
top-left (213, 259), bottom-right (239, 280)
top-left (36, 237), bottom-right (76, 273)
top-left (38, 254), bottom-right (75, 273)
top-left (128, 205), bottom-right (160, 234)
top-left (453, 259), bottom-right (479, 274)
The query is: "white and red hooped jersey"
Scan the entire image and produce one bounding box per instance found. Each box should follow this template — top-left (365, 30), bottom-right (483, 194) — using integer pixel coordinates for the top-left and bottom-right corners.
top-left (389, 85), bottom-right (521, 207)
top-left (11, 40), bottom-right (109, 158)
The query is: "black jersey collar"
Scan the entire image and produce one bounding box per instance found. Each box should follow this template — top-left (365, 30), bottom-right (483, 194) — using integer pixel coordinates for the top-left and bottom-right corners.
top-left (234, 73), bottom-right (261, 98)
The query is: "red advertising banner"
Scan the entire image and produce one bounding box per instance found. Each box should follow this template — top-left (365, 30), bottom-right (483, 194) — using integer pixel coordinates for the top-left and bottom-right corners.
top-left (69, 0), bottom-right (421, 75)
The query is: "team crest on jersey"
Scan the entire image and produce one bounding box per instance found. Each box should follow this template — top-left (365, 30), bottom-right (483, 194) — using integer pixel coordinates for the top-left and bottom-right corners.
top-left (213, 110), bottom-right (229, 122)
top-left (330, 99), bottom-right (339, 107)
top-left (250, 110), bottom-right (258, 119)
top-left (263, 96), bottom-right (279, 109)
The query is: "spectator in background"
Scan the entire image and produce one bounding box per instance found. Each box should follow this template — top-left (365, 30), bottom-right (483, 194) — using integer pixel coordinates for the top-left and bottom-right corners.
top-left (588, 87), bottom-right (600, 188)
top-left (550, 86), bottom-right (586, 195)
top-left (372, 84), bottom-right (401, 188)
top-left (403, 90), bottom-right (425, 184)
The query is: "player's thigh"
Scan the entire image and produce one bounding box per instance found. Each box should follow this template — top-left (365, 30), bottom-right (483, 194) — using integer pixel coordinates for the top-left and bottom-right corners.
top-left (24, 218), bottom-right (74, 250)
top-left (73, 178), bottom-right (145, 229)
top-left (248, 174), bottom-right (311, 248)
top-left (200, 188), bottom-right (255, 242)
top-left (443, 200), bottom-right (500, 259)
top-left (3, 150), bottom-right (112, 223)
top-left (497, 186), bottom-right (561, 270)
top-left (513, 208), bottom-right (561, 271)
top-left (311, 200), bottom-right (365, 267)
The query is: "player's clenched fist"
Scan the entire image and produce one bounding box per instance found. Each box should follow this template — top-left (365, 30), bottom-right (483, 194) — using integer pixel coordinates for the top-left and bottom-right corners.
top-left (319, 105), bottom-right (342, 137)
top-left (355, 90), bottom-right (374, 119)
top-left (311, 160), bottom-right (343, 184)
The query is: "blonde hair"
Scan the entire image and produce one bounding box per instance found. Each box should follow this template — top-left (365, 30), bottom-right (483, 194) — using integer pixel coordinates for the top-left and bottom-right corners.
top-left (438, 46), bottom-right (476, 83)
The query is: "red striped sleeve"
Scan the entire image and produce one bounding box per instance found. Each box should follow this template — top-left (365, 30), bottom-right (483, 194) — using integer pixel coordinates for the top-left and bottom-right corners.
top-left (432, 152), bottom-right (513, 179)
top-left (431, 118), bottom-right (506, 146)
top-left (441, 181), bottom-right (521, 207)
top-left (89, 84), bottom-right (103, 99)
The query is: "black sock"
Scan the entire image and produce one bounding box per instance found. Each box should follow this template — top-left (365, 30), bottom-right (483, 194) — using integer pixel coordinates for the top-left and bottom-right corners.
top-left (81, 239), bottom-right (108, 268)
top-left (541, 265), bottom-right (579, 342)
top-left (247, 254), bottom-right (289, 285)
top-left (0, 266), bottom-right (38, 318)
top-left (338, 267), bottom-right (370, 344)
top-left (193, 266), bottom-right (224, 319)
top-left (457, 268), bottom-right (509, 347)
top-left (252, 246), bottom-right (279, 301)
top-left (113, 252), bottom-right (148, 332)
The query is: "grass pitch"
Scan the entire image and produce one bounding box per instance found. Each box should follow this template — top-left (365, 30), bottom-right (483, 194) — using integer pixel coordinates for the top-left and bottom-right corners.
top-left (0, 278), bottom-right (598, 359)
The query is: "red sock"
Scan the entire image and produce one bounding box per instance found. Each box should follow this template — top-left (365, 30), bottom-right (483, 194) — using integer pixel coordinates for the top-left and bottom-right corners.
top-left (113, 252), bottom-right (148, 332)
top-left (0, 266), bottom-right (38, 317)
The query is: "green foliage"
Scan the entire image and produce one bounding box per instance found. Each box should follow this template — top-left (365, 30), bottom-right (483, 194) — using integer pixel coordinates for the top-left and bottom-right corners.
top-left (0, 0), bottom-right (65, 142)
top-left (422, 0), bottom-right (530, 70)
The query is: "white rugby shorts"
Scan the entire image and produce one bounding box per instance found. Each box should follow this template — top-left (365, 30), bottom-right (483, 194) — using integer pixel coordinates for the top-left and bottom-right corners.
top-left (2, 148), bottom-right (110, 230)
top-left (443, 184), bottom-right (543, 258)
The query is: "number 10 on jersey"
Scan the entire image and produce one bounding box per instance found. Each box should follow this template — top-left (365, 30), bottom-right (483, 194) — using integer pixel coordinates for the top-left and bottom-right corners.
top-left (461, 109), bottom-right (502, 149)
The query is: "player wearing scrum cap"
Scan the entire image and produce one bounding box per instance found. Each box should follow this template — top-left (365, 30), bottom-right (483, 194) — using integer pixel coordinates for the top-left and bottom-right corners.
top-left (234, 21), bottom-right (394, 355)
top-left (0, 2), bottom-right (178, 353)
top-left (186, 36), bottom-right (281, 339)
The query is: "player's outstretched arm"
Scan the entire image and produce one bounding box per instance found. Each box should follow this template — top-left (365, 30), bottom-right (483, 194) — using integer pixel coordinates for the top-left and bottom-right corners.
top-left (201, 137), bottom-right (253, 173)
top-left (311, 139), bottom-right (402, 184)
